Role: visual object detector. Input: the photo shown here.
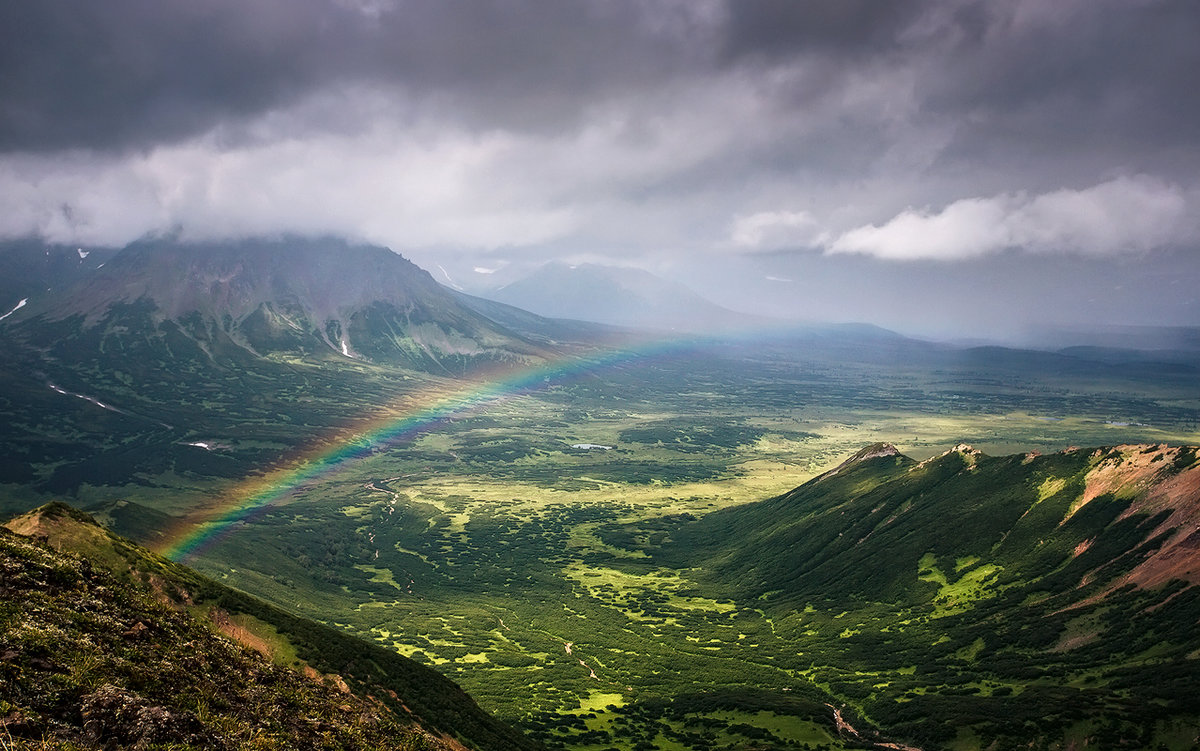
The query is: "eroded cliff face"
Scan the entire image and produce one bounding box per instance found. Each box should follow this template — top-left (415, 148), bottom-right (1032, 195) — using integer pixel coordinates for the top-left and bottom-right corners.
top-left (1071, 444), bottom-right (1200, 590)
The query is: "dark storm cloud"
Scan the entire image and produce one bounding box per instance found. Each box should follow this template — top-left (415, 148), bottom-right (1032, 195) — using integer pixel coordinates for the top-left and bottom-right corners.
top-left (7, 0), bottom-right (1197, 170)
top-left (921, 1), bottom-right (1200, 177)
top-left (712, 0), bottom-right (1200, 183)
top-left (3, 1), bottom-right (1198, 270)
top-left (718, 0), bottom-right (926, 61)
top-left (1, 0), bottom-right (334, 151)
top-left (0, 0), bottom-right (710, 152)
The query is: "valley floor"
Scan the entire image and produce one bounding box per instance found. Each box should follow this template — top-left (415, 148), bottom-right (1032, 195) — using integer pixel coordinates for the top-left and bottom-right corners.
top-left (162, 351), bottom-right (1200, 750)
top-left (5, 335), bottom-right (1200, 749)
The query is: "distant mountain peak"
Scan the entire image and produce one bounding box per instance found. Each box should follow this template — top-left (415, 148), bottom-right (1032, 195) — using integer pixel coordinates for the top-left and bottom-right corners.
top-left (913, 442), bottom-right (984, 470)
top-left (11, 500), bottom-right (100, 528)
top-left (5, 501), bottom-right (117, 561)
top-left (854, 442), bottom-right (902, 460)
top-left (483, 260), bottom-right (761, 332)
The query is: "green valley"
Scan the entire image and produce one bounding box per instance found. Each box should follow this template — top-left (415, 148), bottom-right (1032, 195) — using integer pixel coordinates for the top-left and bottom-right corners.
top-left (174, 434), bottom-right (1200, 749)
top-left (3, 240), bottom-right (1200, 750)
top-left (105, 346), bottom-right (1198, 750)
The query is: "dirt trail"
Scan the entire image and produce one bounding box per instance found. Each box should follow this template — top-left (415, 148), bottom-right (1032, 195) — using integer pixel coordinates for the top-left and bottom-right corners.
top-left (363, 481), bottom-right (402, 515)
top-left (825, 703), bottom-right (922, 751)
top-left (827, 704), bottom-right (858, 738)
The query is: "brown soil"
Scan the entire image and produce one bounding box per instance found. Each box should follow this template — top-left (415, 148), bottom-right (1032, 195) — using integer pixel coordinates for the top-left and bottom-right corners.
top-left (209, 608), bottom-right (278, 660)
top-left (1066, 445), bottom-right (1176, 522)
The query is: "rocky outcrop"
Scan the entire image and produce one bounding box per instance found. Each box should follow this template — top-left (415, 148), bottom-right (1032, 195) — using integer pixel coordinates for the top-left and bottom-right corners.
top-left (81, 685), bottom-right (206, 750)
top-left (817, 442), bottom-right (902, 481)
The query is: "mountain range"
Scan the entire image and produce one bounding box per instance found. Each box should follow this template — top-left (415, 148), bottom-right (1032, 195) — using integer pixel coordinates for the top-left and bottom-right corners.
top-left (0, 238), bottom-right (557, 494)
top-left (2, 237), bottom-right (545, 374)
top-left (0, 239), bottom-right (118, 318)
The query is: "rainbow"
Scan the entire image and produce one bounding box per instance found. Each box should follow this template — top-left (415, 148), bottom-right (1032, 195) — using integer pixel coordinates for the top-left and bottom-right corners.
top-left (157, 334), bottom-right (716, 561)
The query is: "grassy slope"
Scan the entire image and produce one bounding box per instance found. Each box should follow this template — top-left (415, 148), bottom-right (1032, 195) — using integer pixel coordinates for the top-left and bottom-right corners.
top-left (647, 443), bottom-right (1200, 748)
top-left (2, 502), bottom-right (540, 751)
top-left (0, 522), bottom-right (439, 750)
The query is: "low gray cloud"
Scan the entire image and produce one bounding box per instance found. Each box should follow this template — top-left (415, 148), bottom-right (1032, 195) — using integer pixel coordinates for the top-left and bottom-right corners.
top-left (730, 210), bottom-right (824, 252)
top-left (920, 1), bottom-right (1200, 170)
top-left (717, 0), bottom-right (927, 61)
top-left (1, 0), bottom-right (1197, 334)
top-left (7, 0), bottom-right (1196, 164)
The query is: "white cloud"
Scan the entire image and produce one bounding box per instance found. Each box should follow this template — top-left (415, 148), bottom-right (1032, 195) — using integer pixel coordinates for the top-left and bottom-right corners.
top-left (829, 196), bottom-right (1014, 260)
top-left (0, 65), bottom-right (1193, 276)
top-left (0, 60), bottom-right (942, 260)
top-left (1008, 176), bottom-right (1190, 255)
top-left (827, 175), bottom-right (1191, 260)
top-left (730, 210), bottom-right (824, 251)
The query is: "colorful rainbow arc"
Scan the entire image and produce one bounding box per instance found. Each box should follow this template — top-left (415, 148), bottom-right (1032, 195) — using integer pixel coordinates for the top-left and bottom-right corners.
top-left (156, 334), bottom-right (718, 562)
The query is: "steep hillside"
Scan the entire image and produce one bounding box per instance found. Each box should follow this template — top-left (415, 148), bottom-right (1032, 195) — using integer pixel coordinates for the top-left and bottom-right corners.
top-left (668, 442), bottom-right (1200, 607)
top-left (636, 443), bottom-right (1200, 748)
top-left (1, 503), bottom-right (540, 751)
top-left (448, 288), bottom-right (627, 349)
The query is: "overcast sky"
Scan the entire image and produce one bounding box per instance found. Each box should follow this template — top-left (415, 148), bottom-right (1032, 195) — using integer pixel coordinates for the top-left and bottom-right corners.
top-left (2, 0), bottom-right (1198, 339)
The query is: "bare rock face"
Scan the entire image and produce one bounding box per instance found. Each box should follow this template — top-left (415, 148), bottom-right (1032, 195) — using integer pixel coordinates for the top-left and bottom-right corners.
top-left (847, 442), bottom-right (902, 463)
top-left (81, 684), bottom-right (207, 750)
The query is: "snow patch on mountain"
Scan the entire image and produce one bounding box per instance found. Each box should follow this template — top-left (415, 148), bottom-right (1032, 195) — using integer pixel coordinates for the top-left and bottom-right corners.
top-left (0, 298), bottom-right (27, 322)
